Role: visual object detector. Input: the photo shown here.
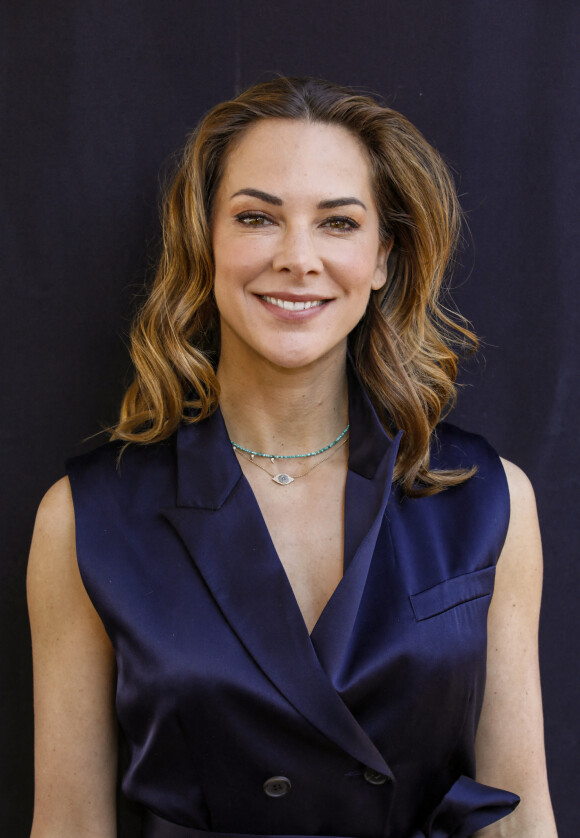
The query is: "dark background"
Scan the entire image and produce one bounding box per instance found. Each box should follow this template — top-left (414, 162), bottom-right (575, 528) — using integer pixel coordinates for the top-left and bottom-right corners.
top-left (1, 1), bottom-right (578, 835)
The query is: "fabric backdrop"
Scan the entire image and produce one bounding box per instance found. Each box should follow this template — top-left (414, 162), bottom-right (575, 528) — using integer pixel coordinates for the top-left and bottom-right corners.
top-left (1, 1), bottom-right (578, 835)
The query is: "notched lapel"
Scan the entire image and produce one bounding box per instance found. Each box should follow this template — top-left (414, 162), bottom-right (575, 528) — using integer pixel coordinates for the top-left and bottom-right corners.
top-left (311, 429), bottom-right (402, 678)
top-left (173, 408), bottom-right (241, 510)
top-left (310, 368), bottom-right (402, 676)
top-left (161, 410), bottom-right (394, 778)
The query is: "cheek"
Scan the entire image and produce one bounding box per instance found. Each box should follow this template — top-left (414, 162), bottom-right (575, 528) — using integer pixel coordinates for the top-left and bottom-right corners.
top-left (214, 236), bottom-right (270, 283)
top-left (333, 251), bottom-right (381, 291)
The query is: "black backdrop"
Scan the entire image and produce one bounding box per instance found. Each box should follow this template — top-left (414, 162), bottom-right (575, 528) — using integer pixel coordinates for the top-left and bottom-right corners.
top-left (1, 2), bottom-right (578, 836)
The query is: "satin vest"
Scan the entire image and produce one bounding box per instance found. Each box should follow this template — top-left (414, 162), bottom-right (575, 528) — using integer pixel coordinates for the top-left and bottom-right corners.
top-left (67, 376), bottom-right (519, 838)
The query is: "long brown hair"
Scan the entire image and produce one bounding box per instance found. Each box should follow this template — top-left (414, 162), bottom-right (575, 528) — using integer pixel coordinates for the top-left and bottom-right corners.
top-left (113, 77), bottom-right (477, 496)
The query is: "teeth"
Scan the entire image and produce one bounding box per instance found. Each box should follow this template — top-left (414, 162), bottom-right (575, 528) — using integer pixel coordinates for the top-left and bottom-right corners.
top-left (262, 296), bottom-right (324, 311)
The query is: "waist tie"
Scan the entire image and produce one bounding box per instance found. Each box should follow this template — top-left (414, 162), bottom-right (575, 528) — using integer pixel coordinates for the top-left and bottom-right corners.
top-left (143, 812), bottom-right (354, 838)
top-left (143, 773), bottom-right (519, 838)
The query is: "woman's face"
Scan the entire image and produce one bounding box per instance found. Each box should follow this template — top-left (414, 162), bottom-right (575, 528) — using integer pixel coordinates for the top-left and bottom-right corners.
top-left (211, 118), bottom-right (388, 374)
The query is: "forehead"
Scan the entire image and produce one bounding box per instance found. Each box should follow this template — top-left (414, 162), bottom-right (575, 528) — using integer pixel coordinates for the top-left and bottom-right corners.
top-left (219, 119), bottom-right (374, 197)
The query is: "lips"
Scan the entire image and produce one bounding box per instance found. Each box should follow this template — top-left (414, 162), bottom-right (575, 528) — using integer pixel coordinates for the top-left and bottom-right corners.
top-left (260, 295), bottom-right (326, 311)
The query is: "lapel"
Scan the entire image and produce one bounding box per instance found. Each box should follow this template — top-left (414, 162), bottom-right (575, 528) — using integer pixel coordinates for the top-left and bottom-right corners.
top-left (309, 375), bottom-right (402, 679)
top-left (161, 373), bottom-right (400, 777)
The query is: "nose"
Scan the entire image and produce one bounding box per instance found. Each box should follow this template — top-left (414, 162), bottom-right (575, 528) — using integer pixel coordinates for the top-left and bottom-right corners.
top-left (271, 226), bottom-right (323, 278)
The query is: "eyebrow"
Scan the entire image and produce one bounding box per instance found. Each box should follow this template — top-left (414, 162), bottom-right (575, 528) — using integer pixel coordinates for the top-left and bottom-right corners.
top-left (317, 197), bottom-right (367, 211)
top-left (231, 188), bottom-right (367, 211)
top-left (231, 188), bottom-right (282, 205)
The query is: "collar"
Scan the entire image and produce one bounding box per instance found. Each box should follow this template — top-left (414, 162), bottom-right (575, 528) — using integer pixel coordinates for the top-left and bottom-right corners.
top-left (174, 362), bottom-right (400, 509)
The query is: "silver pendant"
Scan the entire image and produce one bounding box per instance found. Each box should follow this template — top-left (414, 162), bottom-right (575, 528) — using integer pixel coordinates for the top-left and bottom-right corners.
top-left (272, 473), bottom-right (294, 485)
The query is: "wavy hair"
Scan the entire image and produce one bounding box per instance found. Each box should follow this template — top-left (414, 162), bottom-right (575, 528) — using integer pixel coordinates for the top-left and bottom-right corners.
top-left (113, 77), bottom-right (477, 496)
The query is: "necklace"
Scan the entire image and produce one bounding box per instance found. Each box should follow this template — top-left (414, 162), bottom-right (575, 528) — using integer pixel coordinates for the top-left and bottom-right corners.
top-left (234, 433), bottom-right (349, 485)
top-left (230, 424), bottom-right (350, 461)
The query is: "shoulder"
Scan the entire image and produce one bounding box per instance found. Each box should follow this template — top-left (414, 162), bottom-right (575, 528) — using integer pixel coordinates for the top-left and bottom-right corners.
top-left (497, 457), bottom-right (542, 582)
top-left (407, 423), bottom-right (511, 565)
top-left (66, 435), bottom-right (177, 510)
top-left (29, 476), bottom-right (76, 566)
top-left (430, 422), bottom-right (510, 505)
top-left (500, 456), bottom-right (537, 514)
top-left (27, 477), bottom-right (88, 624)
top-left (432, 424), bottom-right (536, 513)
top-left (67, 435), bottom-right (175, 479)
top-left (430, 421), bottom-right (510, 525)
top-left (36, 473), bottom-right (74, 516)
top-left (390, 424), bottom-right (515, 580)
top-left (431, 421), bottom-right (503, 472)
top-left (481, 456), bottom-right (543, 642)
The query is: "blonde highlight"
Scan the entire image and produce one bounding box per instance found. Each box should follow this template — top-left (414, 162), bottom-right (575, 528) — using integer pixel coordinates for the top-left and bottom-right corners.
top-left (112, 77), bottom-right (478, 496)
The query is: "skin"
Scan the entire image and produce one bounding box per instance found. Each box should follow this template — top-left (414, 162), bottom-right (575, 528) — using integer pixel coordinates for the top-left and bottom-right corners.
top-left (472, 459), bottom-right (557, 837)
top-left (28, 477), bottom-right (117, 838)
top-left (27, 119), bottom-right (557, 836)
top-left (212, 119), bottom-right (388, 380)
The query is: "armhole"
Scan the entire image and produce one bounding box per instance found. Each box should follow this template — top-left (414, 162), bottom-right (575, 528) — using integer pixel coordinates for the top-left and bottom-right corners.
top-left (65, 454), bottom-right (118, 649)
top-left (435, 423), bottom-right (512, 566)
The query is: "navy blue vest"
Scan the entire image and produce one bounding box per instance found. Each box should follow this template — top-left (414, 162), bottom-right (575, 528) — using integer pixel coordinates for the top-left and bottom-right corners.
top-left (67, 378), bottom-right (518, 838)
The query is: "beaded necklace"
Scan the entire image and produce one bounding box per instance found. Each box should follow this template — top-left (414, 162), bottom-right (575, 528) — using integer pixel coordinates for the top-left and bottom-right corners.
top-left (230, 424), bottom-right (350, 461)
top-left (230, 423), bottom-right (350, 486)
top-left (234, 433), bottom-right (349, 485)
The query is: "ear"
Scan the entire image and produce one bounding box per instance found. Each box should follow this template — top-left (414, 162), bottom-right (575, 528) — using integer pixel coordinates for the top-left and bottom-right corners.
top-left (370, 237), bottom-right (394, 291)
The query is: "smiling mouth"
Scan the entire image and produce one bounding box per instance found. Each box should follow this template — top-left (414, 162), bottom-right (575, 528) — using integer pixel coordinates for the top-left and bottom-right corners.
top-left (260, 295), bottom-right (326, 311)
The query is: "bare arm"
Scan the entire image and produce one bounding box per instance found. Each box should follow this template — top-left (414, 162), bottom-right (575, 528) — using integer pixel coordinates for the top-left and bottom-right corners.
top-left (27, 477), bottom-right (118, 838)
top-left (474, 459), bottom-right (557, 837)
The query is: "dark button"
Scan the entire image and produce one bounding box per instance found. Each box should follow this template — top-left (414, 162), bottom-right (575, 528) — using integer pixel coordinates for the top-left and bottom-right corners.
top-left (263, 776), bottom-right (292, 798)
top-left (363, 767), bottom-right (387, 785)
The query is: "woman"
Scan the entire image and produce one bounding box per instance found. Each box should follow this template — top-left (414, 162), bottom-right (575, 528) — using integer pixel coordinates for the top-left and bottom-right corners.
top-left (27, 77), bottom-right (557, 837)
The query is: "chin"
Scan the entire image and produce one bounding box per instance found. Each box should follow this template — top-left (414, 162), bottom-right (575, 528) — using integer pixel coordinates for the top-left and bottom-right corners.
top-left (259, 342), bottom-right (347, 374)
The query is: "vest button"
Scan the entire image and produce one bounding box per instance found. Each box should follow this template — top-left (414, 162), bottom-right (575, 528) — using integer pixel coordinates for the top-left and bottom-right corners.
top-left (363, 767), bottom-right (387, 785)
top-left (263, 776), bottom-right (292, 797)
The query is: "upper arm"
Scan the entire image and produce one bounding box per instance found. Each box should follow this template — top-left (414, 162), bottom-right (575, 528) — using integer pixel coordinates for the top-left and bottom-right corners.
top-left (27, 477), bottom-right (118, 838)
top-left (474, 459), bottom-right (557, 836)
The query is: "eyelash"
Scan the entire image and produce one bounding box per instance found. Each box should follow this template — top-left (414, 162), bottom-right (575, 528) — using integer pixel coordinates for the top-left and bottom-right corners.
top-left (323, 215), bottom-right (360, 231)
top-left (234, 212), bottom-right (360, 231)
top-left (235, 212), bottom-right (272, 227)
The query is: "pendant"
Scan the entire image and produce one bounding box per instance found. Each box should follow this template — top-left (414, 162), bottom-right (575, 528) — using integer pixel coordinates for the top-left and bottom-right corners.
top-left (272, 473), bottom-right (294, 485)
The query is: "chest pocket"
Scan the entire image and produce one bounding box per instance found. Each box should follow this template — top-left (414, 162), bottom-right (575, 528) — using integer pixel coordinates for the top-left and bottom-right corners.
top-left (409, 565), bottom-right (496, 621)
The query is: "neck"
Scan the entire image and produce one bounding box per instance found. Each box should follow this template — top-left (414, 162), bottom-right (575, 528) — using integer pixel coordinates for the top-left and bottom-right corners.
top-left (216, 352), bottom-right (349, 456)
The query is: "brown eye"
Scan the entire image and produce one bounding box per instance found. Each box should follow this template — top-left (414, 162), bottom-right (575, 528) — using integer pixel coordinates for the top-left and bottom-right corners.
top-left (235, 212), bottom-right (271, 226)
top-left (323, 216), bottom-right (359, 231)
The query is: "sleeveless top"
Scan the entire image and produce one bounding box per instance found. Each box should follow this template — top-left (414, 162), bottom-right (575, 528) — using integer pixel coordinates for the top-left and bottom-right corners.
top-left (66, 374), bottom-right (519, 838)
